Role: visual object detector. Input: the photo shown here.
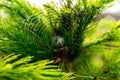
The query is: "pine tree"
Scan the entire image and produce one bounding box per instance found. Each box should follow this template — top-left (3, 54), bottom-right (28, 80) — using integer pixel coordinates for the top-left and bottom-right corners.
top-left (1, 0), bottom-right (120, 79)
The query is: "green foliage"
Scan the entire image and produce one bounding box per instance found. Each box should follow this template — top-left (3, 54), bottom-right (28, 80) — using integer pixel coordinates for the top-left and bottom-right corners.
top-left (0, 0), bottom-right (54, 60)
top-left (73, 20), bottom-right (120, 79)
top-left (0, 0), bottom-right (119, 79)
top-left (0, 0), bottom-right (114, 61)
top-left (84, 21), bottom-right (120, 48)
top-left (73, 48), bottom-right (120, 80)
top-left (0, 53), bottom-right (73, 80)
